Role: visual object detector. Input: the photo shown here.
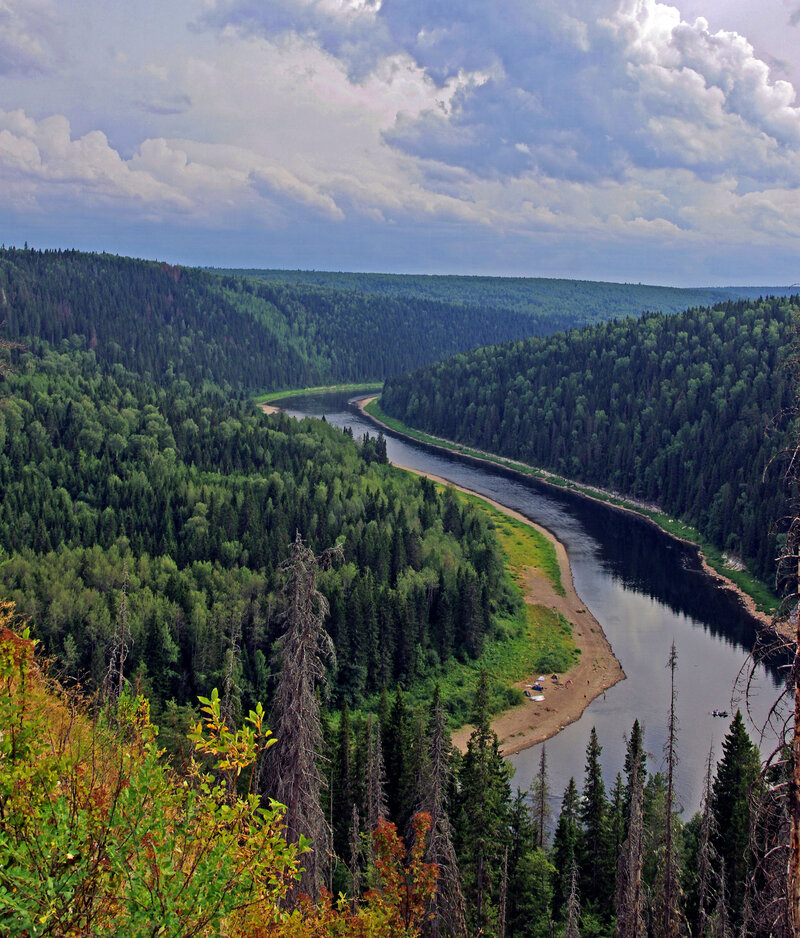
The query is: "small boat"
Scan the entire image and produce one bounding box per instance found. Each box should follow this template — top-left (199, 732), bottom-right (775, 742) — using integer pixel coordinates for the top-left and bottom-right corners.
top-left (712, 709), bottom-right (729, 718)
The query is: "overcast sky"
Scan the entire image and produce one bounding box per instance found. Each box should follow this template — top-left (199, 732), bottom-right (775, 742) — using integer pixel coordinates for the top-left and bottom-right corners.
top-left (1, 0), bottom-right (799, 285)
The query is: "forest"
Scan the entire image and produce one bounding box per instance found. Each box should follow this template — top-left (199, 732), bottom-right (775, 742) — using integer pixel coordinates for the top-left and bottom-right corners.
top-left (0, 341), bottom-right (522, 734)
top-left (381, 296), bottom-right (798, 583)
top-left (0, 247), bottom-right (542, 391)
top-left (223, 267), bottom-right (787, 330)
top-left (1, 248), bottom-right (797, 936)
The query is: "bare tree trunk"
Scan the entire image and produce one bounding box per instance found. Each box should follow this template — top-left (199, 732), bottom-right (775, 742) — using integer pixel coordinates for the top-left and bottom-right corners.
top-left (565, 859), bottom-right (582, 938)
top-left (659, 642), bottom-right (685, 938)
top-left (365, 713), bottom-right (388, 833)
top-left (615, 759), bottom-right (645, 938)
top-left (421, 691), bottom-right (467, 938)
top-left (103, 562), bottom-right (129, 703)
top-left (349, 804), bottom-right (361, 912)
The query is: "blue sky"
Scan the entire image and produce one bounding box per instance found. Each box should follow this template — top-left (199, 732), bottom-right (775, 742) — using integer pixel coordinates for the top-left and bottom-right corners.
top-left (1, 0), bottom-right (800, 285)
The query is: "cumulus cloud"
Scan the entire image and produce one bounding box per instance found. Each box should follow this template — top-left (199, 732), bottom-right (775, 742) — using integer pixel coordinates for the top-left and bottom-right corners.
top-left (201, 0), bottom-right (800, 193)
top-left (0, 107), bottom-right (348, 224)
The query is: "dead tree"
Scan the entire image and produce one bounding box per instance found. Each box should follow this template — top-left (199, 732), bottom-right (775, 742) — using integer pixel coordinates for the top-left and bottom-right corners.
top-left (420, 689), bottom-right (468, 938)
top-left (656, 642), bottom-right (685, 938)
top-left (365, 712), bottom-right (388, 834)
top-left (615, 753), bottom-right (645, 938)
top-left (261, 533), bottom-right (342, 899)
top-left (103, 562), bottom-right (129, 703)
top-left (565, 859), bottom-right (582, 938)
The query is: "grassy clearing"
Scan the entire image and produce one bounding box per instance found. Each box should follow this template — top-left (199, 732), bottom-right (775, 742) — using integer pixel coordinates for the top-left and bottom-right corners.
top-left (254, 382), bottom-right (384, 405)
top-left (460, 491), bottom-right (564, 598)
top-left (364, 398), bottom-right (779, 616)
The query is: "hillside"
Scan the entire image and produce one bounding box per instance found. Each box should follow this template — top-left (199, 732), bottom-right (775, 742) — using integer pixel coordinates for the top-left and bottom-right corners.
top-left (381, 296), bottom-right (799, 583)
top-left (221, 267), bottom-right (790, 331)
top-left (0, 247), bottom-right (540, 391)
top-left (0, 341), bottom-right (518, 728)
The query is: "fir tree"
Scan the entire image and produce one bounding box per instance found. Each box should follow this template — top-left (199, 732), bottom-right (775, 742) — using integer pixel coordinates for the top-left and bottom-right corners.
top-left (552, 778), bottom-right (581, 918)
top-left (711, 710), bottom-right (761, 929)
top-left (455, 669), bottom-right (512, 935)
top-left (579, 727), bottom-right (612, 916)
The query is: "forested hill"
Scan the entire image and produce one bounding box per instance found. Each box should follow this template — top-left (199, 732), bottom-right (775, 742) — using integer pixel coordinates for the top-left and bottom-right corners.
top-left (221, 267), bottom-right (789, 330)
top-left (0, 247), bottom-right (541, 390)
top-left (381, 296), bottom-right (799, 582)
top-left (0, 341), bottom-right (514, 727)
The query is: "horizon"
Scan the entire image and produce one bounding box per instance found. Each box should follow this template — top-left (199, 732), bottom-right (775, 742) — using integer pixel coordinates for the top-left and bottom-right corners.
top-left (2, 0), bottom-right (800, 287)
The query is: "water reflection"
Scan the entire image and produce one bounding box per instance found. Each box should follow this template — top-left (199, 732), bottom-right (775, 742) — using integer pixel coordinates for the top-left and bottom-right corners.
top-left (275, 391), bottom-right (786, 816)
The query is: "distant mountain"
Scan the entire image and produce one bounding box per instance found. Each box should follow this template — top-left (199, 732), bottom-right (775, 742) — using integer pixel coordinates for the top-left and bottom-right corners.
top-left (217, 267), bottom-right (791, 329)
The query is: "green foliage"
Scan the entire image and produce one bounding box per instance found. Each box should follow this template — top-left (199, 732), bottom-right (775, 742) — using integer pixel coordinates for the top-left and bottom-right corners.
top-left (382, 295), bottom-right (799, 584)
top-left (710, 710), bottom-right (762, 929)
top-left (0, 616), bottom-right (303, 937)
top-left (0, 346), bottom-right (512, 724)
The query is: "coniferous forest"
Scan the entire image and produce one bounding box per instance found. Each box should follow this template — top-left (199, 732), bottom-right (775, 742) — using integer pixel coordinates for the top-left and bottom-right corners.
top-left (382, 296), bottom-right (799, 583)
top-left (0, 248), bottom-right (797, 936)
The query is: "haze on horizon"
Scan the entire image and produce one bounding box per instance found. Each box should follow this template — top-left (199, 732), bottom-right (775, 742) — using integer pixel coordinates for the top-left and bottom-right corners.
top-left (2, 0), bottom-right (800, 287)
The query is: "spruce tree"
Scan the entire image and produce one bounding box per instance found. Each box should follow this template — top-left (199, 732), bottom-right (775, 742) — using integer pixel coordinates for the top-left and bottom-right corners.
top-left (552, 778), bottom-right (581, 917)
top-left (711, 710), bottom-right (761, 929)
top-left (579, 726), bottom-right (612, 916)
top-left (420, 686), bottom-right (467, 938)
top-left (455, 669), bottom-right (512, 935)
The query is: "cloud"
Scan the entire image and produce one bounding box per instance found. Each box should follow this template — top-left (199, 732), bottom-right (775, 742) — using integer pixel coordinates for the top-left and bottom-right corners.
top-left (0, 0), bottom-right (59, 74)
top-left (202, 0), bottom-right (800, 193)
top-left (0, 107), bottom-right (348, 224)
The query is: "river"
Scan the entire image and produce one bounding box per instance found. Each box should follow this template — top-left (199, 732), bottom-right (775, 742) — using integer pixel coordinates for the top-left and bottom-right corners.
top-left (277, 390), bottom-right (786, 819)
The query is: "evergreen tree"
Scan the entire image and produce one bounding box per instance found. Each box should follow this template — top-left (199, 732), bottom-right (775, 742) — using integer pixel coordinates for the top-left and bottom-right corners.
top-left (579, 727), bottom-right (612, 917)
top-left (332, 702), bottom-right (354, 860)
top-left (615, 748), bottom-right (645, 938)
top-left (455, 670), bottom-right (512, 935)
top-left (711, 710), bottom-right (761, 929)
top-left (420, 686), bottom-right (467, 938)
top-left (552, 777), bottom-right (581, 918)
top-left (531, 744), bottom-right (551, 849)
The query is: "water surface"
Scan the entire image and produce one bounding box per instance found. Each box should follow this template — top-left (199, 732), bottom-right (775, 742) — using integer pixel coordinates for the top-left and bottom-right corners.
top-left (278, 391), bottom-right (785, 818)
